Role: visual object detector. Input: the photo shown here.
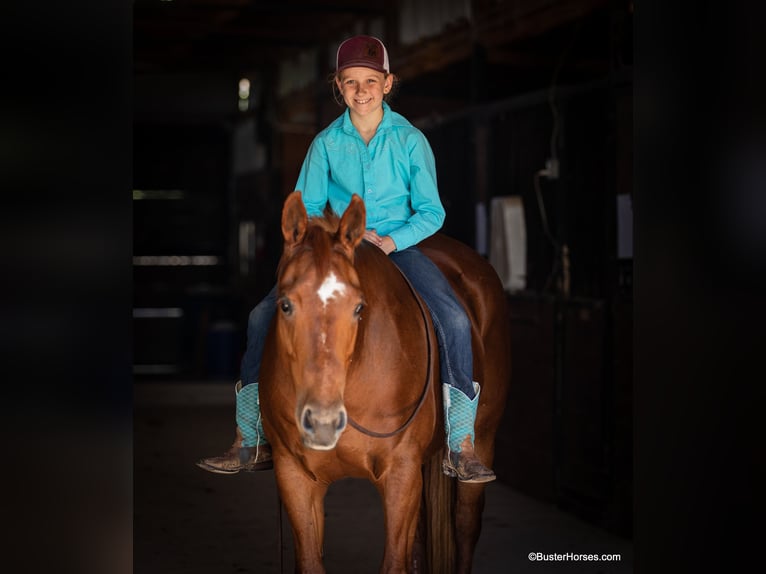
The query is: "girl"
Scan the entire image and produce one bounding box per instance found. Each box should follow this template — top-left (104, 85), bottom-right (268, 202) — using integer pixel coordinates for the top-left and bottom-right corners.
top-left (198, 35), bottom-right (495, 483)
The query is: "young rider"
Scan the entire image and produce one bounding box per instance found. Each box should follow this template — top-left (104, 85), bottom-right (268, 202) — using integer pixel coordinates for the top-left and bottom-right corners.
top-left (197, 35), bottom-right (495, 483)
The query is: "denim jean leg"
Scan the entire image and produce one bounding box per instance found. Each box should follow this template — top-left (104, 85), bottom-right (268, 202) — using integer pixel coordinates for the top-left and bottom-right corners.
top-left (239, 285), bottom-right (278, 386)
top-left (389, 247), bottom-right (476, 398)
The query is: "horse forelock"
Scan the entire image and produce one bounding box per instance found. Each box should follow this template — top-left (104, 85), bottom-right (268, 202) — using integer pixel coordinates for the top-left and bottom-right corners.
top-left (312, 209), bottom-right (341, 233)
top-left (277, 212), bottom-right (352, 288)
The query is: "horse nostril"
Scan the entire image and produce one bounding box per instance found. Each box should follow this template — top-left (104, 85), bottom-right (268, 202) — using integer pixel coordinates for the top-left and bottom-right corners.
top-left (336, 410), bottom-right (347, 431)
top-left (302, 408), bottom-right (314, 432)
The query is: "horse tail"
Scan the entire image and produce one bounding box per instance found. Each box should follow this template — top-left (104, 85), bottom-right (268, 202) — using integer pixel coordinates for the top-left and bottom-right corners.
top-left (421, 450), bottom-right (455, 574)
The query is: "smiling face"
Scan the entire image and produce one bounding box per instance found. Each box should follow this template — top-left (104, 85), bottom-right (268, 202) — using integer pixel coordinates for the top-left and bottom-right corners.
top-left (335, 66), bottom-right (393, 119)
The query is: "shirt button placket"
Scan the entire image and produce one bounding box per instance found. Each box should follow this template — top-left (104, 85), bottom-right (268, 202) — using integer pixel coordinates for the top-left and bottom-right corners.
top-left (362, 144), bottom-right (373, 203)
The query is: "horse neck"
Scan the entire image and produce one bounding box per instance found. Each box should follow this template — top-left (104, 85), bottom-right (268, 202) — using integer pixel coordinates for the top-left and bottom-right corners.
top-left (348, 243), bottom-right (433, 391)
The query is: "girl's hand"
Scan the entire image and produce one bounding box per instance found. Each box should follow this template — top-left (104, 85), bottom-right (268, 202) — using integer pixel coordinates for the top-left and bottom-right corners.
top-left (379, 236), bottom-right (396, 255)
top-left (364, 230), bottom-right (397, 255)
top-left (363, 229), bottom-right (382, 246)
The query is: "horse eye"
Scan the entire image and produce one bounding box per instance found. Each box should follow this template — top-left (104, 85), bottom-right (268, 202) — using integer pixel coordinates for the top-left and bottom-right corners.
top-left (354, 303), bottom-right (364, 318)
top-left (279, 298), bottom-right (293, 315)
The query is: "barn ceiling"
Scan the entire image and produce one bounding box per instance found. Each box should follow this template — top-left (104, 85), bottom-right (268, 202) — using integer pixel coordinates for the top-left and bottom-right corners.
top-left (134, 0), bottom-right (386, 75)
top-left (134, 0), bottom-right (630, 123)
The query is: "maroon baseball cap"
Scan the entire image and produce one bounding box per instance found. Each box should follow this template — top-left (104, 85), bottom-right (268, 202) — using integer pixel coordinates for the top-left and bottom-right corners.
top-left (336, 35), bottom-right (390, 74)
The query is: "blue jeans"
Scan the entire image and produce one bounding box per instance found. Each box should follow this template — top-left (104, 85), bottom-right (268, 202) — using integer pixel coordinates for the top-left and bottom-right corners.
top-left (240, 285), bottom-right (278, 387)
top-left (239, 245), bottom-right (476, 399)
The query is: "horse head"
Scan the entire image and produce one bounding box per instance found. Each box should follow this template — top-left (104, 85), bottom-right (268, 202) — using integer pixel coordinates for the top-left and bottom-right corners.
top-left (276, 191), bottom-right (366, 450)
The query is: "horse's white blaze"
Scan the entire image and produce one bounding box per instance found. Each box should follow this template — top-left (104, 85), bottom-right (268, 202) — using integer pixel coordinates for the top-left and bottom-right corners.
top-left (317, 271), bottom-right (347, 307)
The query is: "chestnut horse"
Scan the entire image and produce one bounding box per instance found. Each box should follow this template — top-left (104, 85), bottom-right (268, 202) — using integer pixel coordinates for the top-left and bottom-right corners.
top-left (259, 191), bottom-right (511, 574)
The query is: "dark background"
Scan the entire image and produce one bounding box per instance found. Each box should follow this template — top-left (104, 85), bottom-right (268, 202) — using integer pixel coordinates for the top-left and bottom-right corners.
top-left (0, 0), bottom-right (764, 572)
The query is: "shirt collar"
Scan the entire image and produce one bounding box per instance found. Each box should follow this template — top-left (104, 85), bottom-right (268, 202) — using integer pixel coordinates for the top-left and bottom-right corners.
top-left (342, 101), bottom-right (393, 137)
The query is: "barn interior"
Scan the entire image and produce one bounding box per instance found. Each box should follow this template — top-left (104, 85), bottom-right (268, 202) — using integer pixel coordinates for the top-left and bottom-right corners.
top-left (132, 0), bottom-right (635, 572)
top-left (6, 1), bottom-right (766, 573)
top-left (3, 0), bottom-right (763, 572)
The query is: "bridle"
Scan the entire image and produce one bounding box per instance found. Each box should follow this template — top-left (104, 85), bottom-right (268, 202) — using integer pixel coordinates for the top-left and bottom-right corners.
top-left (346, 259), bottom-right (434, 439)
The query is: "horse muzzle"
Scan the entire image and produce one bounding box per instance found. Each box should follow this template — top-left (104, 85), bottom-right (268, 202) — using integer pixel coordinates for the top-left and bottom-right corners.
top-left (298, 402), bottom-right (348, 450)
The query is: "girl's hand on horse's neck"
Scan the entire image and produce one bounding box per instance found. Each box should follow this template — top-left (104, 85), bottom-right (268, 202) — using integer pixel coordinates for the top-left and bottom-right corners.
top-left (351, 108), bottom-right (383, 145)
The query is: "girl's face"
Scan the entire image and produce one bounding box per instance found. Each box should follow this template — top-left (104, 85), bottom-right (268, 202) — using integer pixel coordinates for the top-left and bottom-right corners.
top-left (335, 67), bottom-right (393, 118)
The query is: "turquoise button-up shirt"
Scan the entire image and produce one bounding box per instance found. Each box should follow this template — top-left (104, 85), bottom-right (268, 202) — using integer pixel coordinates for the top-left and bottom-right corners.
top-left (294, 102), bottom-right (446, 252)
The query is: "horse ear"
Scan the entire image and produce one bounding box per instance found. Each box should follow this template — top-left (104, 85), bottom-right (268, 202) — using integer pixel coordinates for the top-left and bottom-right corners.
top-left (337, 194), bottom-right (366, 253)
top-left (282, 191), bottom-right (308, 248)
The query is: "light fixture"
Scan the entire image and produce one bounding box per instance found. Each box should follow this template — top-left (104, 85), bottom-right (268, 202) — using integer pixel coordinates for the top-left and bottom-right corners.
top-left (238, 77), bottom-right (251, 112)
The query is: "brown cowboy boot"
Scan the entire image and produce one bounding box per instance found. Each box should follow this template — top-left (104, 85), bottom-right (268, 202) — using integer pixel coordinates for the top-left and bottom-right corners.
top-left (196, 426), bottom-right (273, 474)
top-left (196, 381), bottom-right (273, 474)
top-left (441, 382), bottom-right (496, 483)
top-left (442, 437), bottom-right (496, 483)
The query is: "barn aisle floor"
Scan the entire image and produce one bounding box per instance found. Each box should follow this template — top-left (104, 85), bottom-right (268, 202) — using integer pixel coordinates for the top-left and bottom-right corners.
top-left (135, 383), bottom-right (633, 573)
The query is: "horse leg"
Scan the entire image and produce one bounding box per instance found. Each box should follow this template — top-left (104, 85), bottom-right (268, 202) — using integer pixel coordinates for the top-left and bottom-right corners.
top-left (411, 491), bottom-right (428, 574)
top-left (454, 482), bottom-right (486, 574)
top-left (377, 461), bottom-right (424, 574)
top-left (274, 459), bottom-right (328, 574)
